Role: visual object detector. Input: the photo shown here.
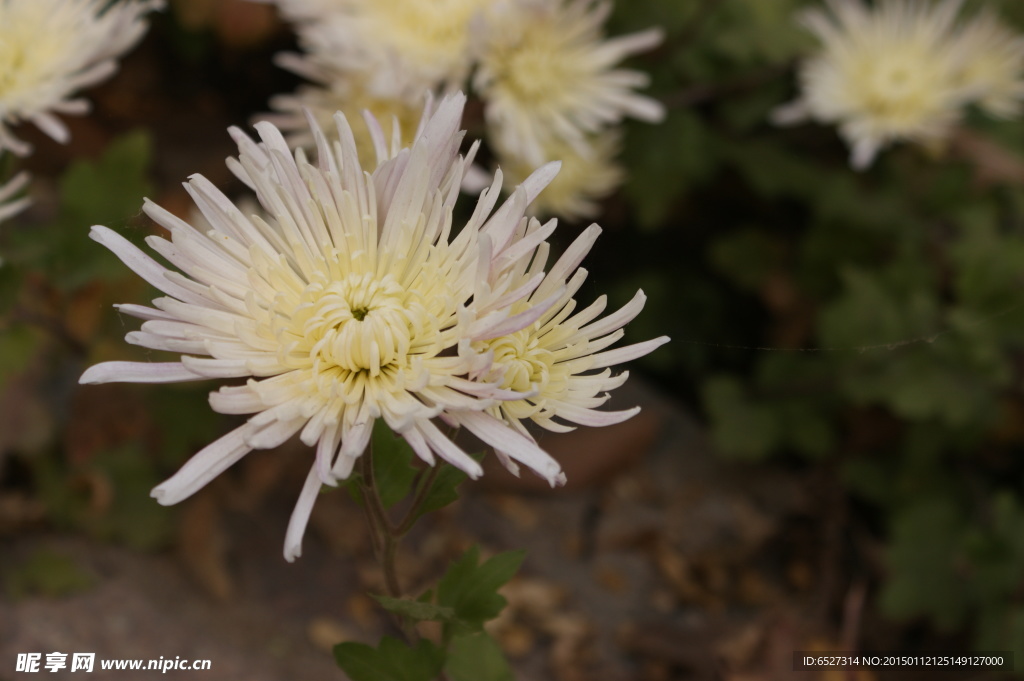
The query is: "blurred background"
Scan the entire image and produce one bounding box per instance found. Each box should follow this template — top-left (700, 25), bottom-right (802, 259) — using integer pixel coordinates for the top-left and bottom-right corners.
top-left (4, 0), bottom-right (1024, 679)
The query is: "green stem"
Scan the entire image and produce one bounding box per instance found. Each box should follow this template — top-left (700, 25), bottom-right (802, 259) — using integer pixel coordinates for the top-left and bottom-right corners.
top-left (359, 451), bottom-right (403, 597)
top-left (395, 463), bottom-right (442, 536)
top-left (359, 440), bottom-right (419, 643)
top-left (357, 454), bottom-right (383, 563)
top-left (379, 533), bottom-right (402, 600)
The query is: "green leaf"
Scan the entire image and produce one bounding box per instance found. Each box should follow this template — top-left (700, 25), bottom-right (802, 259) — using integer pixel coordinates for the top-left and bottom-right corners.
top-left (437, 546), bottom-right (525, 629)
top-left (622, 110), bottom-right (717, 229)
top-left (333, 636), bottom-right (444, 681)
top-left (60, 131), bottom-right (151, 227)
top-left (370, 420), bottom-right (418, 508)
top-left (412, 452), bottom-right (485, 521)
top-left (818, 267), bottom-right (938, 350)
top-left (371, 594), bottom-right (455, 622)
top-left (6, 131), bottom-right (153, 288)
top-left (712, 0), bottom-right (812, 63)
top-left (445, 632), bottom-right (515, 681)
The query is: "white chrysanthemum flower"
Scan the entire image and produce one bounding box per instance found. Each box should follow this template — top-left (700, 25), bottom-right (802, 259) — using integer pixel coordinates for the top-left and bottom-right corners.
top-left (79, 93), bottom-right (578, 561)
top-left (465, 218), bottom-right (668, 475)
top-left (262, 55), bottom-right (427, 164)
top-left (0, 0), bottom-right (162, 156)
top-left (492, 131), bottom-right (623, 220)
top-left (951, 10), bottom-right (1024, 119)
top-left (272, 0), bottom-right (495, 93)
top-left (255, 0), bottom-right (336, 22)
top-left (0, 171), bottom-right (30, 223)
top-left (773, 0), bottom-right (971, 169)
top-left (473, 0), bottom-right (664, 166)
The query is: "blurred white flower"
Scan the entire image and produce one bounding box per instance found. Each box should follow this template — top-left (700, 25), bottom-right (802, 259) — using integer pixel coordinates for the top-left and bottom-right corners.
top-left (271, 0), bottom-right (494, 93)
top-left (79, 93), bottom-right (608, 561)
top-left (951, 10), bottom-right (1024, 119)
top-left (491, 131), bottom-right (624, 220)
top-left (260, 0), bottom-right (664, 220)
top-left (0, 171), bottom-right (30, 223)
top-left (473, 0), bottom-right (663, 166)
top-left (0, 0), bottom-right (163, 156)
top-left (261, 54), bottom-right (428, 165)
top-left (773, 0), bottom-right (971, 169)
top-left (253, 0), bottom-right (336, 22)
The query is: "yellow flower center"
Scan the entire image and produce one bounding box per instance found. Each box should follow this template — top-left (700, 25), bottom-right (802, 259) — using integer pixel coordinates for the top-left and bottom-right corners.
top-left (860, 60), bottom-right (931, 118)
top-left (489, 328), bottom-right (555, 395)
top-left (837, 42), bottom-right (950, 131)
top-left (0, 6), bottom-right (70, 103)
top-left (294, 272), bottom-right (437, 378)
top-left (369, 0), bottom-right (488, 72)
top-left (488, 25), bottom-right (579, 107)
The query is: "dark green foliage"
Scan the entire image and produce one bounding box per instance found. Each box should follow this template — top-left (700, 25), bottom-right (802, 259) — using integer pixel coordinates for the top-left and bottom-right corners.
top-left (343, 547), bottom-right (524, 680)
top-left (412, 452), bottom-right (484, 521)
top-left (5, 131), bottom-right (152, 289)
top-left (370, 594), bottom-right (455, 623)
top-left (35, 445), bottom-right (175, 551)
top-left (346, 423), bottom-right (483, 522)
top-left (600, 0), bottom-right (1024, 667)
top-left (334, 637), bottom-right (444, 681)
top-left (369, 419), bottom-right (419, 509)
top-left (4, 0), bottom-right (1024, 673)
top-left (881, 499), bottom-right (972, 630)
top-left (346, 420), bottom-right (417, 508)
top-left (623, 110), bottom-right (717, 229)
top-left (151, 385), bottom-right (227, 467)
top-left (445, 632), bottom-right (516, 681)
top-left (881, 492), bottom-right (1024, 657)
top-left (335, 425), bottom-right (521, 679)
top-left (436, 546), bottom-right (525, 631)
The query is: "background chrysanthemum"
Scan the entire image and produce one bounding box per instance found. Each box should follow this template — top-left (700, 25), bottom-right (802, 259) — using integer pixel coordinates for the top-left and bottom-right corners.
top-left (473, 0), bottom-right (664, 167)
top-left (269, 0), bottom-right (493, 93)
top-left (257, 0), bottom-right (663, 221)
top-left (0, 171), bottom-right (30, 225)
top-left (488, 130), bottom-right (624, 220)
top-left (0, 0), bottom-right (163, 156)
top-left (262, 54), bottom-right (428, 164)
top-left (774, 0), bottom-right (970, 169)
top-left (950, 10), bottom-right (1024, 119)
top-left (78, 93), bottom-right (591, 561)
